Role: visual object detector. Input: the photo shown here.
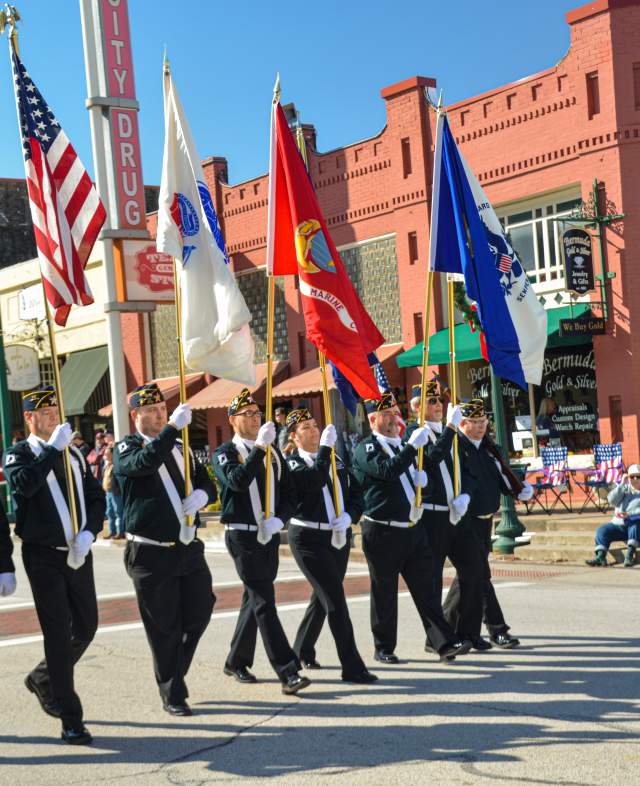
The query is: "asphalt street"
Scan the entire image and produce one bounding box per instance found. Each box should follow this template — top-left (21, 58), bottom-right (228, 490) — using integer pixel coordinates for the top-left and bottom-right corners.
top-left (0, 543), bottom-right (638, 786)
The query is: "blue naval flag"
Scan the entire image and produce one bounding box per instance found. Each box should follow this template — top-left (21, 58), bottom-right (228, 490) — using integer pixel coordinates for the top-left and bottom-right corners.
top-left (429, 111), bottom-right (547, 389)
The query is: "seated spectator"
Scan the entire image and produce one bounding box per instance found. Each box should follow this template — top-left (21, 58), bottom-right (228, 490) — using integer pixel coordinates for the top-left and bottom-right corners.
top-left (586, 464), bottom-right (640, 568)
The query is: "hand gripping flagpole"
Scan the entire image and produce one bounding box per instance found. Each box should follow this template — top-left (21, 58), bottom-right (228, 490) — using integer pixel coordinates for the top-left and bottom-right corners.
top-left (164, 55), bottom-right (193, 526)
top-left (2, 7), bottom-right (79, 537)
top-left (293, 124), bottom-right (342, 522)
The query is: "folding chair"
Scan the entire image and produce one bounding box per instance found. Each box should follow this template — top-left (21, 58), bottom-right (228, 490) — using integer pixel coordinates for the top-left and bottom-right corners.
top-left (524, 446), bottom-right (572, 514)
top-left (573, 443), bottom-right (623, 514)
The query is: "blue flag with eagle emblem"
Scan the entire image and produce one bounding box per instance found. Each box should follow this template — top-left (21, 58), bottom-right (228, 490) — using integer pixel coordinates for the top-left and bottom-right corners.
top-left (429, 111), bottom-right (547, 389)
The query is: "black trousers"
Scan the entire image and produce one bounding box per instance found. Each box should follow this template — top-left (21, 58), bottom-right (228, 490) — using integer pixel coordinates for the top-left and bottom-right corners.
top-left (22, 543), bottom-right (98, 729)
top-left (288, 525), bottom-right (365, 677)
top-left (225, 530), bottom-right (298, 680)
top-left (125, 538), bottom-right (215, 704)
top-left (361, 519), bottom-right (456, 654)
top-left (442, 516), bottom-right (508, 639)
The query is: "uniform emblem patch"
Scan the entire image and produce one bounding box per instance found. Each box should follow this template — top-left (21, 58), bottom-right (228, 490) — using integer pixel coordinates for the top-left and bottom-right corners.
top-left (288, 460), bottom-right (299, 469)
top-left (4, 453), bottom-right (16, 465)
top-left (118, 442), bottom-right (127, 453)
top-left (218, 454), bottom-right (228, 466)
top-left (365, 443), bottom-right (375, 453)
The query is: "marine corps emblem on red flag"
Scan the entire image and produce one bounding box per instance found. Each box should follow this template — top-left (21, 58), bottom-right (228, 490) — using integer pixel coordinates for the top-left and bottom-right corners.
top-left (267, 101), bottom-right (384, 399)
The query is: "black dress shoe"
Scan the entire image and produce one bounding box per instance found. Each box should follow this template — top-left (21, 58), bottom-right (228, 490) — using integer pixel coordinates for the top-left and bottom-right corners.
top-left (373, 650), bottom-right (399, 664)
top-left (472, 636), bottom-right (493, 652)
top-left (490, 632), bottom-right (520, 649)
top-left (25, 675), bottom-right (62, 718)
top-left (61, 725), bottom-right (93, 745)
top-left (439, 639), bottom-right (473, 661)
top-left (282, 673), bottom-right (311, 695)
top-left (223, 664), bottom-right (258, 683)
top-left (162, 700), bottom-right (192, 716)
top-left (342, 669), bottom-right (379, 684)
top-left (301, 658), bottom-right (322, 670)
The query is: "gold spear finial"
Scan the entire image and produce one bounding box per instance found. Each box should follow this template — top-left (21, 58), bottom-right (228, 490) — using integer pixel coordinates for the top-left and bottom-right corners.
top-left (0, 4), bottom-right (21, 53)
top-left (163, 44), bottom-right (169, 75)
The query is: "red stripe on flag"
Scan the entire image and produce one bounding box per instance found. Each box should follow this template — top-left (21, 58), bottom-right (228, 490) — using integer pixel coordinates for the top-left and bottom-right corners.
top-left (64, 171), bottom-right (92, 230)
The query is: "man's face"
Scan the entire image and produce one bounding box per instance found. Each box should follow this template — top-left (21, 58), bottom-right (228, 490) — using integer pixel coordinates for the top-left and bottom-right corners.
top-left (229, 405), bottom-right (262, 441)
top-left (370, 409), bottom-right (399, 438)
top-left (25, 406), bottom-right (60, 441)
top-left (72, 436), bottom-right (83, 446)
top-left (460, 416), bottom-right (488, 441)
top-left (411, 395), bottom-right (444, 424)
top-left (291, 418), bottom-right (320, 453)
top-left (134, 402), bottom-right (168, 438)
top-left (275, 411), bottom-right (286, 425)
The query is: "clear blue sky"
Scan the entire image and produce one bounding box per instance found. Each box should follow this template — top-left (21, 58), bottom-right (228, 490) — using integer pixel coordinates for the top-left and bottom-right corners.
top-left (0, 0), bottom-right (581, 187)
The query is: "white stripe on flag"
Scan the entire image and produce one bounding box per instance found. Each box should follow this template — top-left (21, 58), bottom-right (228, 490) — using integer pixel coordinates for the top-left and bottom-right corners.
top-left (46, 131), bottom-right (69, 173)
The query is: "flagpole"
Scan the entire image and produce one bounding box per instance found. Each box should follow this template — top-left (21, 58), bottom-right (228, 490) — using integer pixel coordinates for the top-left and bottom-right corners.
top-left (3, 7), bottom-right (79, 537)
top-left (414, 269), bottom-right (434, 507)
top-left (172, 258), bottom-right (193, 525)
top-left (528, 383), bottom-right (539, 457)
top-left (264, 273), bottom-right (275, 519)
top-left (447, 276), bottom-right (460, 496)
top-left (294, 124), bottom-right (342, 517)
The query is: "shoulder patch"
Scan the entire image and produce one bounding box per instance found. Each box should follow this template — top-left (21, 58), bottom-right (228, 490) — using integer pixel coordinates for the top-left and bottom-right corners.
top-left (288, 459), bottom-right (299, 469)
top-left (118, 442), bottom-right (127, 453)
top-left (4, 453), bottom-right (16, 465)
top-left (365, 443), bottom-right (375, 453)
top-left (218, 454), bottom-right (228, 466)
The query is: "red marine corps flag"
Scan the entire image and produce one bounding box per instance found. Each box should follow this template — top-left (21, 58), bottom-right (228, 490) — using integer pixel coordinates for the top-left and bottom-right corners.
top-left (9, 39), bottom-right (105, 326)
top-left (266, 89), bottom-right (384, 399)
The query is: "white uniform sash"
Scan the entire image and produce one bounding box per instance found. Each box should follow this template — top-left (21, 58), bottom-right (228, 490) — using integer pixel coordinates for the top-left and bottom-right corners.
top-left (232, 435), bottom-right (277, 543)
top-left (373, 433), bottom-right (420, 523)
top-left (27, 434), bottom-right (87, 544)
top-left (138, 431), bottom-right (184, 526)
top-left (297, 448), bottom-right (345, 522)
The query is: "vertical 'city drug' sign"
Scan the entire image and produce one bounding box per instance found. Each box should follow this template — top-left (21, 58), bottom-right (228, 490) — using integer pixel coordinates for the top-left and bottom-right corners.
top-left (99, 0), bottom-right (146, 229)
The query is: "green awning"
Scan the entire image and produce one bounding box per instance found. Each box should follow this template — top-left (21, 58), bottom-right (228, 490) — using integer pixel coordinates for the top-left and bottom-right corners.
top-left (60, 346), bottom-right (109, 416)
top-left (397, 304), bottom-right (592, 368)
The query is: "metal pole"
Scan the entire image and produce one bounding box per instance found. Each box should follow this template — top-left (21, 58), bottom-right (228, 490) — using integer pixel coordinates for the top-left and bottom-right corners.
top-left (264, 275), bottom-right (275, 519)
top-left (491, 369), bottom-right (525, 555)
top-left (415, 269), bottom-right (434, 507)
top-left (79, 0), bottom-right (131, 440)
top-left (447, 277), bottom-right (460, 496)
top-left (528, 383), bottom-right (539, 458)
top-left (172, 259), bottom-right (192, 525)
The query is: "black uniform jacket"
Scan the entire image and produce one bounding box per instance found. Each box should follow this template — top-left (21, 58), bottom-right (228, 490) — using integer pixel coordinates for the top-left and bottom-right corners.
top-left (352, 433), bottom-right (418, 521)
top-left (458, 434), bottom-right (512, 517)
top-left (0, 498), bottom-right (14, 573)
top-left (114, 425), bottom-right (216, 541)
top-left (212, 440), bottom-right (297, 526)
top-left (3, 438), bottom-right (105, 547)
top-left (287, 446), bottom-right (364, 524)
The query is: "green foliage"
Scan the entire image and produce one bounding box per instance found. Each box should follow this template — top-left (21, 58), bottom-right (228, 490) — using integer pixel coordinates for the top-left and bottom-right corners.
top-left (453, 281), bottom-right (482, 331)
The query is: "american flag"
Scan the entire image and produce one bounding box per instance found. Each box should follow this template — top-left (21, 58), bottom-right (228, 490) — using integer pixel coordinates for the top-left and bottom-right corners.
top-left (541, 446), bottom-right (569, 486)
top-left (11, 43), bottom-right (105, 326)
top-left (498, 253), bottom-right (513, 274)
top-left (593, 443), bottom-right (624, 484)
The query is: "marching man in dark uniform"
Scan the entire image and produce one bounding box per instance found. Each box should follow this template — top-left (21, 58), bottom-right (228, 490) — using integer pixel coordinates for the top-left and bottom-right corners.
top-left (442, 399), bottom-right (533, 649)
top-left (3, 386), bottom-right (105, 745)
top-left (0, 496), bottom-right (16, 598)
top-left (114, 383), bottom-right (217, 716)
top-left (352, 392), bottom-right (471, 664)
top-left (285, 408), bottom-right (377, 683)
top-left (405, 382), bottom-right (483, 653)
top-left (213, 389), bottom-right (310, 695)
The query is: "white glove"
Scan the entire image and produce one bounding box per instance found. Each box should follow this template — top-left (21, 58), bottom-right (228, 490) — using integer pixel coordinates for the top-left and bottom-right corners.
top-left (179, 521), bottom-right (196, 545)
top-left (182, 488), bottom-right (209, 517)
top-left (331, 512), bottom-right (352, 532)
top-left (413, 469), bottom-right (428, 488)
top-left (66, 530), bottom-right (94, 570)
top-left (517, 482), bottom-right (534, 502)
top-left (451, 493), bottom-right (470, 518)
top-left (47, 423), bottom-right (73, 452)
top-left (0, 572), bottom-right (16, 597)
top-left (263, 516), bottom-right (284, 535)
top-left (408, 426), bottom-right (429, 449)
top-left (256, 421), bottom-right (276, 449)
top-left (169, 403), bottom-right (192, 430)
top-left (446, 404), bottom-right (463, 428)
top-left (320, 424), bottom-right (337, 448)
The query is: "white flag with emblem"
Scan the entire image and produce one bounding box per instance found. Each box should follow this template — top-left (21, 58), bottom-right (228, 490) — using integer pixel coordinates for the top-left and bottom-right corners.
top-left (156, 61), bottom-right (256, 385)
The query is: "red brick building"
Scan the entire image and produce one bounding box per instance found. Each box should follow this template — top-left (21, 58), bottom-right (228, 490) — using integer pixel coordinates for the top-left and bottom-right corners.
top-left (124, 0), bottom-right (640, 464)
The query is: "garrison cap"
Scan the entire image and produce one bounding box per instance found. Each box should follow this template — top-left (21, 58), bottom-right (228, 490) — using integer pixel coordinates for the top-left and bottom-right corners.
top-left (363, 391), bottom-right (396, 414)
top-left (22, 386), bottom-right (57, 411)
top-left (129, 383), bottom-right (164, 410)
top-left (228, 388), bottom-right (256, 416)
top-left (286, 408), bottom-right (313, 432)
top-left (460, 398), bottom-right (486, 420)
top-left (410, 380), bottom-right (439, 400)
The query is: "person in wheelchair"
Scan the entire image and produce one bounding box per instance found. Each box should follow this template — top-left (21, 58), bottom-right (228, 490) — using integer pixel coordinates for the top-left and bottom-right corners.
top-left (586, 464), bottom-right (640, 568)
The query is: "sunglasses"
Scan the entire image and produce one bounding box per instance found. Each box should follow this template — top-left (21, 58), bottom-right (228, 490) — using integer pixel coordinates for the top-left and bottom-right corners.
top-left (427, 396), bottom-right (444, 405)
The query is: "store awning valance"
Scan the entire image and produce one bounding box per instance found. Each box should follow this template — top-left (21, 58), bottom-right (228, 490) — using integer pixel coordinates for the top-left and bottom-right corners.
top-left (271, 343), bottom-right (404, 399)
top-left (396, 305), bottom-right (592, 368)
top-left (187, 361), bottom-right (289, 411)
top-left (61, 346), bottom-right (109, 416)
top-left (97, 373), bottom-right (205, 418)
